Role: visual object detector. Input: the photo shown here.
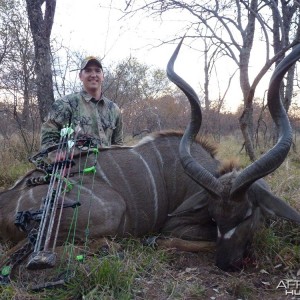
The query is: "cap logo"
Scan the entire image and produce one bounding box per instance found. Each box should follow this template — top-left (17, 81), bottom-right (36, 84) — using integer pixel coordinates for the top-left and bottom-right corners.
top-left (80, 56), bottom-right (102, 70)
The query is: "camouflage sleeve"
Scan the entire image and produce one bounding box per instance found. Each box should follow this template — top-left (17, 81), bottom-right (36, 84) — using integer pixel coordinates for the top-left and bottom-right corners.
top-left (111, 107), bottom-right (124, 145)
top-left (40, 99), bottom-right (72, 150)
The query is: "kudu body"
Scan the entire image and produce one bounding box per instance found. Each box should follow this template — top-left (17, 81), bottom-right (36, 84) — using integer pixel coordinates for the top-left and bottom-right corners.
top-left (0, 133), bottom-right (219, 245)
top-left (1, 40), bottom-right (300, 271)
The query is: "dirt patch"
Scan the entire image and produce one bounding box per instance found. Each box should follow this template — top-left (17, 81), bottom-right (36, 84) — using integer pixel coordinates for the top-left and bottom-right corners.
top-left (135, 251), bottom-right (296, 299)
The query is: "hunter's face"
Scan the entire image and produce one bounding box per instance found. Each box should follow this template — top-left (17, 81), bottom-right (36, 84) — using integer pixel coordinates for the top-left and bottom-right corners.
top-left (79, 62), bottom-right (104, 93)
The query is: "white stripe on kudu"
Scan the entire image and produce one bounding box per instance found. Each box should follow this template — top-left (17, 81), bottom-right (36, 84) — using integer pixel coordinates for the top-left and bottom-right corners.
top-left (149, 141), bottom-right (163, 165)
top-left (95, 164), bottom-right (112, 186)
top-left (106, 151), bottom-right (139, 233)
top-left (166, 137), bottom-right (179, 196)
top-left (131, 149), bottom-right (158, 228)
top-left (77, 184), bottom-right (104, 205)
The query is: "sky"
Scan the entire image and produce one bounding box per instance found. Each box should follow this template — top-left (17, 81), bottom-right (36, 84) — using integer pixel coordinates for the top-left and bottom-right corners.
top-left (51, 0), bottom-right (270, 112)
top-left (53, 0), bottom-right (193, 67)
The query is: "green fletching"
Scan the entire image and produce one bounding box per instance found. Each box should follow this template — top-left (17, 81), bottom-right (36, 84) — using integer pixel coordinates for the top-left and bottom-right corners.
top-left (92, 148), bottom-right (99, 155)
top-left (54, 174), bottom-right (73, 192)
top-left (67, 127), bottom-right (74, 135)
top-left (65, 182), bottom-right (73, 193)
top-left (60, 126), bottom-right (74, 137)
top-left (83, 166), bottom-right (96, 174)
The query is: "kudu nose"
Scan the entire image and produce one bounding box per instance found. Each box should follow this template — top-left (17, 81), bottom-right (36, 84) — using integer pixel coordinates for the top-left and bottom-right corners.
top-left (217, 258), bottom-right (243, 272)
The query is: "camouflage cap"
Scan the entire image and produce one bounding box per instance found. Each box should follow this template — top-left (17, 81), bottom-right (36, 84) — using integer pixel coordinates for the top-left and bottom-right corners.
top-left (80, 56), bottom-right (102, 70)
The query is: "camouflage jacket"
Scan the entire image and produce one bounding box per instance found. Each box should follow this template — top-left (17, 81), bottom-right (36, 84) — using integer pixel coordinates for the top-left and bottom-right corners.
top-left (40, 90), bottom-right (123, 150)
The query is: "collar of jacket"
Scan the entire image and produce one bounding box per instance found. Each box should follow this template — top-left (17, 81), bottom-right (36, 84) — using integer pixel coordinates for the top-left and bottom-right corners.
top-left (80, 90), bottom-right (104, 103)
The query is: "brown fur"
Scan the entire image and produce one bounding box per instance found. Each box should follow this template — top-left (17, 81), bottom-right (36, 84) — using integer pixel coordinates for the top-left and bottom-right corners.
top-left (149, 130), bottom-right (218, 157)
top-left (218, 158), bottom-right (241, 176)
top-left (37, 131), bottom-right (218, 160)
top-left (156, 238), bottom-right (216, 252)
top-left (3, 131), bottom-right (218, 270)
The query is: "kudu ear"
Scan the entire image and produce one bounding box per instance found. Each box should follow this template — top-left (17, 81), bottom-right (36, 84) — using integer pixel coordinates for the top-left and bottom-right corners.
top-left (168, 190), bottom-right (209, 217)
top-left (251, 180), bottom-right (300, 224)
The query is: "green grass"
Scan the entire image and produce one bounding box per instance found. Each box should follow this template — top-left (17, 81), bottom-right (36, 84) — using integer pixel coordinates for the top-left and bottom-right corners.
top-left (0, 239), bottom-right (171, 300)
top-left (251, 221), bottom-right (300, 270)
top-left (44, 256), bottom-right (135, 300)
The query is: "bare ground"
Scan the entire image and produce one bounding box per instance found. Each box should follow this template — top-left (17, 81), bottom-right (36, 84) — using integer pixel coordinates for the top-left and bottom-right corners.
top-left (136, 250), bottom-right (297, 300)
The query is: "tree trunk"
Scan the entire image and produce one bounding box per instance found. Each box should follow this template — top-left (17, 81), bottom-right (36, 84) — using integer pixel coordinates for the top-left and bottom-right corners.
top-left (239, 92), bottom-right (256, 161)
top-left (238, 0), bottom-right (258, 161)
top-left (25, 0), bottom-right (56, 122)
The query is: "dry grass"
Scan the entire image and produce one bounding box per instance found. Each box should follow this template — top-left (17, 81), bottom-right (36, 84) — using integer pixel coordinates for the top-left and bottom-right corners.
top-left (0, 134), bottom-right (34, 188)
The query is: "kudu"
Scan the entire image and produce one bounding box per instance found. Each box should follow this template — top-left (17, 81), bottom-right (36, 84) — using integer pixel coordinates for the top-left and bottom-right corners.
top-left (0, 40), bottom-right (300, 272)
